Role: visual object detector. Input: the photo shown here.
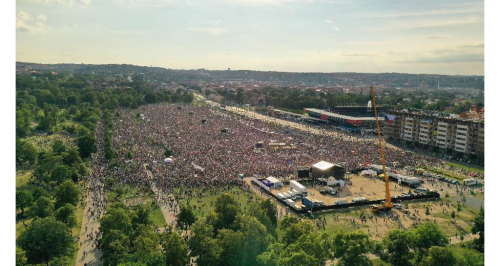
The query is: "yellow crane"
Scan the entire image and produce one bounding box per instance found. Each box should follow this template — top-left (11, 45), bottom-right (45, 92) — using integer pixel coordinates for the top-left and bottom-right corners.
top-left (370, 86), bottom-right (394, 213)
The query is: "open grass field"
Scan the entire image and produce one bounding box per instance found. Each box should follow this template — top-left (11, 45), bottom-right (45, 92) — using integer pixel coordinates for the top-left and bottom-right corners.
top-left (150, 205), bottom-right (167, 227)
top-left (446, 162), bottom-right (484, 174)
top-left (310, 196), bottom-right (480, 241)
top-left (173, 186), bottom-right (255, 218)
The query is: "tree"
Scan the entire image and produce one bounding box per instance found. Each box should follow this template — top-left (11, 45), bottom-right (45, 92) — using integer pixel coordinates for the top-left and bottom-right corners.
top-left (420, 246), bottom-right (456, 266)
top-left (160, 230), bottom-right (190, 266)
top-left (471, 207), bottom-right (484, 252)
top-left (16, 246), bottom-right (28, 266)
top-left (54, 180), bottom-right (80, 208)
top-left (62, 148), bottom-right (82, 166)
top-left (77, 127), bottom-right (97, 158)
top-left (214, 193), bottom-right (240, 231)
top-left (16, 190), bottom-right (33, 218)
top-left (50, 164), bottom-right (73, 184)
top-left (282, 220), bottom-right (316, 246)
top-left (51, 139), bottom-right (67, 155)
top-left (456, 250), bottom-right (484, 266)
top-left (16, 139), bottom-right (38, 165)
top-left (54, 204), bottom-right (77, 228)
top-left (381, 229), bottom-right (414, 266)
top-left (48, 256), bottom-right (73, 266)
top-left (100, 208), bottom-right (133, 236)
top-left (259, 199), bottom-right (278, 227)
top-left (32, 187), bottom-right (50, 201)
top-left (32, 196), bottom-right (54, 218)
top-left (188, 217), bottom-right (221, 266)
top-left (411, 223), bottom-right (448, 263)
top-left (101, 229), bottom-right (130, 266)
top-left (239, 216), bottom-right (271, 266)
top-left (332, 231), bottom-right (373, 266)
top-left (257, 243), bottom-right (284, 266)
top-left (132, 227), bottom-right (161, 257)
top-left (217, 229), bottom-right (245, 266)
top-left (131, 205), bottom-right (152, 229)
top-left (177, 204), bottom-right (196, 232)
top-left (17, 217), bottom-right (73, 264)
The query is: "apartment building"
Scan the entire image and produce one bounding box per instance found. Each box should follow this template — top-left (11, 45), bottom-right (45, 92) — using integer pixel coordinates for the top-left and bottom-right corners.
top-left (384, 109), bottom-right (484, 163)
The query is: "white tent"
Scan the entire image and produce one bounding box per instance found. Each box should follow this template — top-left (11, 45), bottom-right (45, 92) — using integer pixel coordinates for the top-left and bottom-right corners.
top-left (361, 170), bottom-right (377, 177)
top-left (327, 179), bottom-right (345, 187)
top-left (164, 158), bottom-right (173, 164)
top-left (266, 176), bottom-right (283, 188)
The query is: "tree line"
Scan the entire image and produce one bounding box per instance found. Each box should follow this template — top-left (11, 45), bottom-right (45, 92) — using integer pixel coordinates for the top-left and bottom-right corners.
top-left (99, 192), bottom-right (484, 266)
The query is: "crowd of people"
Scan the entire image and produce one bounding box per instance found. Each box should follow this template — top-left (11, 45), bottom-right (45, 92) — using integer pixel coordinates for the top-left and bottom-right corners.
top-left (107, 104), bottom-right (475, 200)
top-left (79, 117), bottom-right (107, 264)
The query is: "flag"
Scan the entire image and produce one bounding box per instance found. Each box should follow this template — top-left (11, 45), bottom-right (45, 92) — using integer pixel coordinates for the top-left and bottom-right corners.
top-left (384, 114), bottom-right (396, 124)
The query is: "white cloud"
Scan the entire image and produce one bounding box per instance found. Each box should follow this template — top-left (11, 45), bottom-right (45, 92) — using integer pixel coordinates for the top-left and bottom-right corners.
top-left (188, 27), bottom-right (229, 35)
top-left (324, 19), bottom-right (339, 31)
top-left (366, 17), bottom-right (480, 31)
top-left (17, 11), bottom-right (48, 33)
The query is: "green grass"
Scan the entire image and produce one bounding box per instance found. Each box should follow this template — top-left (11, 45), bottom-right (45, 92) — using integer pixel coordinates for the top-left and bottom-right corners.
top-left (448, 241), bottom-right (483, 260)
top-left (174, 186), bottom-right (255, 218)
top-left (372, 258), bottom-right (391, 266)
top-left (25, 133), bottom-right (75, 152)
top-left (16, 219), bottom-right (33, 239)
top-left (150, 205), bottom-right (167, 227)
top-left (446, 162), bottom-right (484, 174)
top-left (16, 170), bottom-right (32, 189)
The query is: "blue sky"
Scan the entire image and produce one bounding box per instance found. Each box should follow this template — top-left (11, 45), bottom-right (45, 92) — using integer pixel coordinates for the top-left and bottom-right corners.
top-left (16, 0), bottom-right (484, 75)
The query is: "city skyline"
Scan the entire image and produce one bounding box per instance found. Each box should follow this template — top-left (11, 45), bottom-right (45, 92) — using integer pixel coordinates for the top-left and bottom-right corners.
top-left (16, 0), bottom-right (484, 75)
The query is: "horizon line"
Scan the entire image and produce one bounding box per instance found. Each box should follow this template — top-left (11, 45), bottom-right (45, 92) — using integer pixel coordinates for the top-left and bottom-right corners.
top-left (16, 61), bottom-right (485, 78)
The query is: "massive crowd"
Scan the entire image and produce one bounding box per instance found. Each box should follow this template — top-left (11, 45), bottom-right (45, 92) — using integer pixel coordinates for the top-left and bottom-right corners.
top-left (108, 104), bottom-right (467, 198)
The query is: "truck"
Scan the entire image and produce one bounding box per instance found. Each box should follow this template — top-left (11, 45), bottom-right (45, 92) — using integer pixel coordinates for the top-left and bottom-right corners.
top-left (290, 180), bottom-right (308, 195)
top-left (302, 197), bottom-right (314, 209)
top-left (302, 197), bottom-right (323, 209)
top-left (335, 199), bottom-right (348, 205)
top-left (464, 178), bottom-right (481, 186)
top-left (368, 164), bottom-right (390, 175)
top-left (323, 186), bottom-right (337, 195)
top-left (352, 197), bottom-right (369, 203)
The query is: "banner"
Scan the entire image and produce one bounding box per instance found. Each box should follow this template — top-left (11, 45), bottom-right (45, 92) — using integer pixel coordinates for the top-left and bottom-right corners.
top-left (347, 119), bottom-right (364, 126)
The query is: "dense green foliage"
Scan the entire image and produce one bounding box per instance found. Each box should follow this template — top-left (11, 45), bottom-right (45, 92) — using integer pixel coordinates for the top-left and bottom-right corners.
top-left (471, 207), bottom-right (484, 252)
top-left (17, 217), bottom-right (73, 264)
top-left (216, 86), bottom-right (483, 115)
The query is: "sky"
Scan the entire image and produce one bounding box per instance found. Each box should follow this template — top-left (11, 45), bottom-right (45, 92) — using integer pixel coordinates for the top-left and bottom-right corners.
top-left (16, 0), bottom-right (484, 75)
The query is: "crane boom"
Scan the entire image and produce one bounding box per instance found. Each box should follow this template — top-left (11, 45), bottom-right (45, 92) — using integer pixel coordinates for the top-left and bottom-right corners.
top-left (370, 86), bottom-right (393, 210)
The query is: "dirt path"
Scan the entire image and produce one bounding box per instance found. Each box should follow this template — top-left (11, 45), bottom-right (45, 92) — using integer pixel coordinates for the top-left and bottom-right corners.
top-left (145, 166), bottom-right (179, 227)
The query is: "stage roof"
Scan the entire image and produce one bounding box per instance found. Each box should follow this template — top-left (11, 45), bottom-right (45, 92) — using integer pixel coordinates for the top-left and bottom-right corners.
top-left (312, 161), bottom-right (335, 171)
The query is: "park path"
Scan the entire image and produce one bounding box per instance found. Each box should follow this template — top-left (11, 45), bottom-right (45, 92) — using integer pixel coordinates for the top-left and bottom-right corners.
top-left (75, 118), bottom-right (107, 266)
top-left (144, 165), bottom-right (179, 227)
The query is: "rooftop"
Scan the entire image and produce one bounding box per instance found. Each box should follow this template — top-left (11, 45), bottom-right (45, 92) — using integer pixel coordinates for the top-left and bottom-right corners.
top-left (313, 161), bottom-right (335, 171)
top-left (304, 108), bottom-right (384, 121)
